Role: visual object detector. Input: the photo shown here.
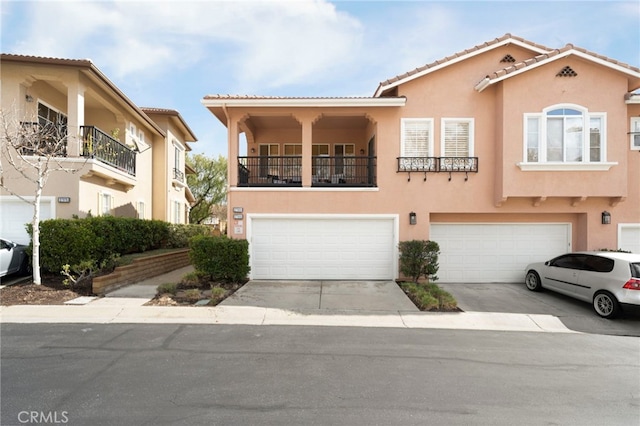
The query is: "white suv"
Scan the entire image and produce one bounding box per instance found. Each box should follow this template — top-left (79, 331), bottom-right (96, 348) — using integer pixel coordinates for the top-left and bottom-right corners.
top-left (525, 251), bottom-right (640, 319)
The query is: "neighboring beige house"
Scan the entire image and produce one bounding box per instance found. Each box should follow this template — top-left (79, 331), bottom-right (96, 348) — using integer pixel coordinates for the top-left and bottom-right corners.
top-left (141, 107), bottom-right (197, 224)
top-left (0, 54), bottom-right (196, 245)
top-left (202, 34), bottom-right (640, 282)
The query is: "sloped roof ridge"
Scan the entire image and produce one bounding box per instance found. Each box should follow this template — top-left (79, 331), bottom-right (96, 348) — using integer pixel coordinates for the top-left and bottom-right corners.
top-left (203, 94), bottom-right (382, 100)
top-left (482, 43), bottom-right (640, 82)
top-left (1, 53), bottom-right (93, 66)
top-left (376, 33), bottom-right (554, 91)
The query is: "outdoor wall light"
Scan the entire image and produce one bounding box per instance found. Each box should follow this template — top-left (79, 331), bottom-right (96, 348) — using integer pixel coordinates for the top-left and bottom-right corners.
top-left (360, 149), bottom-right (365, 155)
top-left (250, 148), bottom-right (256, 154)
top-left (25, 94), bottom-right (34, 102)
top-left (409, 211), bottom-right (417, 225)
top-left (601, 211), bottom-right (611, 225)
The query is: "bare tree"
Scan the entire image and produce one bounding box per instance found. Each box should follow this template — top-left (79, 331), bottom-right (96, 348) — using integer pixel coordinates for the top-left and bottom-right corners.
top-left (0, 107), bottom-right (85, 284)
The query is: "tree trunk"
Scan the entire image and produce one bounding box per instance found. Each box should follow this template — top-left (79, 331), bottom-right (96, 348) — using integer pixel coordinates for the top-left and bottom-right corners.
top-left (32, 172), bottom-right (43, 285)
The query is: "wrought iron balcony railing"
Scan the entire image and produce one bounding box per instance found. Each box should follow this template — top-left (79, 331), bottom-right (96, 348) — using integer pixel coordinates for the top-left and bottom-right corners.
top-left (397, 157), bottom-right (478, 181)
top-left (173, 168), bottom-right (185, 183)
top-left (80, 126), bottom-right (136, 176)
top-left (238, 156), bottom-right (377, 187)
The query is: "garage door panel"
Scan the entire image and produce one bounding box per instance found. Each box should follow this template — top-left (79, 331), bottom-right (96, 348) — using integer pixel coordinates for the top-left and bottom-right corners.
top-left (431, 223), bottom-right (570, 283)
top-left (250, 217), bottom-right (395, 280)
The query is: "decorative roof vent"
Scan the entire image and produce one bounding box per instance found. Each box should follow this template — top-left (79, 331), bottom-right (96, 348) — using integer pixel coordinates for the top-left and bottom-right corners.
top-left (557, 66), bottom-right (578, 77)
top-left (500, 54), bottom-right (516, 63)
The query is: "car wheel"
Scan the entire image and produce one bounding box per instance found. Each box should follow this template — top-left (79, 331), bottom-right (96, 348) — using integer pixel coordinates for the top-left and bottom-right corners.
top-left (593, 291), bottom-right (620, 319)
top-left (525, 271), bottom-right (542, 292)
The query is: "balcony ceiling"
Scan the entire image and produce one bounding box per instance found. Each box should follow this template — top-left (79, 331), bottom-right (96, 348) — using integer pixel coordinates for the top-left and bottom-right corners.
top-left (247, 115), bottom-right (370, 129)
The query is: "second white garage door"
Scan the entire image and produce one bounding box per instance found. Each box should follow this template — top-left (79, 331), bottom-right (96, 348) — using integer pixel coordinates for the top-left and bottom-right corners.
top-left (0, 197), bottom-right (54, 245)
top-left (430, 223), bottom-right (571, 283)
top-left (249, 215), bottom-right (397, 280)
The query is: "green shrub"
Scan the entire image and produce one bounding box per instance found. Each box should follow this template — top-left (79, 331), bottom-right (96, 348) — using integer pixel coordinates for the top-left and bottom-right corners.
top-left (400, 281), bottom-right (457, 311)
top-left (157, 282), bottom-right (178, 295)
top-left (399, 240), bottom-right (440, 283)
top-left (183, 288), bottom-right (202, 303)
top-left (30, 218), bottom-right (211, 276)
top-left (166, 224), bottom-right (212, 248)
top-left (189, 235), bottom-right (250, 282)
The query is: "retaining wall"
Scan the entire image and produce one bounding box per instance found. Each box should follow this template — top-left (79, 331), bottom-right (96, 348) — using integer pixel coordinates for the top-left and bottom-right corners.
top-left (93, 249), bottom-right (190, 295)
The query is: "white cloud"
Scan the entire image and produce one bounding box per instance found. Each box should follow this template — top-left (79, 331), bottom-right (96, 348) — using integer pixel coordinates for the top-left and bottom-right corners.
top-left (7, 0), bottom-right (363, 90)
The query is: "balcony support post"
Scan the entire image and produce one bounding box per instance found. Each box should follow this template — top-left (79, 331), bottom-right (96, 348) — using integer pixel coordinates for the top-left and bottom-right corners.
top-left (65, 80), bottom-right (85, 157)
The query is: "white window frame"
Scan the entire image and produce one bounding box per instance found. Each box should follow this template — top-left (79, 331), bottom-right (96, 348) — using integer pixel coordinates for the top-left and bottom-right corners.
top-left (441, 118), bottom-right (474, 157)
top-left (519, 104), bottom-right (616, 171)
top-left (172, 200), bottom-right (182, 224)
top-left (400, 118), bottom-right (433, 171)
top-left (284, 144), bottom-right (302, 156)
top-left (401, 118), bottom-right (433, 157)
top-left (98, 191), bottom-right (113, 216)
top-left (137, 200), bottom-right (146, 219)
top-left (631, 117), bottom-right (640, 151)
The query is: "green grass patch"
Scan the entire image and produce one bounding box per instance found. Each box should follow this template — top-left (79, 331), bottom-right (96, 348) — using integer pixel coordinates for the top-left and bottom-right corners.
top-left (156, 282), bottom-right (178, 295)
top-left (400, 282), bottom-right (458, 311)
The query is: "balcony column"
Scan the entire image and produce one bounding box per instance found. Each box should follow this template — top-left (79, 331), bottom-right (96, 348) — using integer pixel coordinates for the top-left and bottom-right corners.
top-left (300, 115), bottom-right (314, 187)
top-left (65, 81), bottom-right (85, 157)
top-left (228, 113), bottom-right (240, 188)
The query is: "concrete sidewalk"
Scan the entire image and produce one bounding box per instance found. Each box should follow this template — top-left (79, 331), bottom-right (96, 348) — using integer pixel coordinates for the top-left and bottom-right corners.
top-left (0, 302), bottom-right (574, 332)
top-left (0, 268), bottom-right (576, 333)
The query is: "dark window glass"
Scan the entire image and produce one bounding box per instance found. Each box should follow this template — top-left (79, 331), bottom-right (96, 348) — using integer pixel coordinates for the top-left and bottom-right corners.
top-left (551, 254), bottom-right (584, 270)
top-left (630, 263), bottom-right (640, 279)
top-left (583, 255), bottom-right (614, 273)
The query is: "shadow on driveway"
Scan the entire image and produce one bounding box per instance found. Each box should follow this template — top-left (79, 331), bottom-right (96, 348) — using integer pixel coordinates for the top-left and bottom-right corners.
top-left (439, 283), bottom-right (640, 337)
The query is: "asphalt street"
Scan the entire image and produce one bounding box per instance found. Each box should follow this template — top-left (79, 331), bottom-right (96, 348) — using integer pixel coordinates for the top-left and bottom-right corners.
top-left (2, 324), bottom-right (639, 426)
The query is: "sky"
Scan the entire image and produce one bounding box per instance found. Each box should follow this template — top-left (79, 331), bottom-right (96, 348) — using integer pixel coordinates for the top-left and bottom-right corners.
top-left (1, 0), bottom-right (638, 158)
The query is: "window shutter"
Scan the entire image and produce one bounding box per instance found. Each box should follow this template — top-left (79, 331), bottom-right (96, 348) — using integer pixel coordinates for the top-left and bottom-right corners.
top-left (444, 121), bottom-right (470, 157)
top-left (402, 120), bottom-right (430, 157)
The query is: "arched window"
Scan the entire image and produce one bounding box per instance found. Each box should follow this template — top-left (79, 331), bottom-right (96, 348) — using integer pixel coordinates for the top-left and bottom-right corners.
top-left (524, 104), bottom-right (605, 163)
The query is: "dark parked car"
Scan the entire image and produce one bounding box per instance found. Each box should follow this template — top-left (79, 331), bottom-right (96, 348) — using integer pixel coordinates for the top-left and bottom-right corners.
top-left (0, 238), bottom-right (29, 278)
top-left (525, 251), bottom-right (640, 319)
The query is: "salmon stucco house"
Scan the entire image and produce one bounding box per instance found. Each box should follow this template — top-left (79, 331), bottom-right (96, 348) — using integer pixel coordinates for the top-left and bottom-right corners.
top-left (202, 34), bottom-right (640, 283)
top-left (0, 54), bottom-right (197, 245)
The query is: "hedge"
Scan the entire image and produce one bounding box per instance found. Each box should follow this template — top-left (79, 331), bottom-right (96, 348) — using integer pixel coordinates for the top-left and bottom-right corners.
top-left (189, 235), bottom-right (250, 282)
top-left (28, 217), bottom-right (212, 273)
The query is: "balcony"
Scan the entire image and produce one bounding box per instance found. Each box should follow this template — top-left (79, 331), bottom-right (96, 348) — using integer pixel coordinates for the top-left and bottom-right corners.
top-left (80, 126), bottom-right (136, 176)
top-left (397, 157), bottom-right (478, 180)
top-left (173, 168), bottom-right (185, 183)
top-left (238, 156), bottom-right (377, 187)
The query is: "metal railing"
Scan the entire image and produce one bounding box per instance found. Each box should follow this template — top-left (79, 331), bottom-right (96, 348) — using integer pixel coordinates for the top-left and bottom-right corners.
top-left (397, 157), bottom-right (478, 181)
top-left (397, 157), bottom-right (478, 172)
top-left (173, 168), bottom-right (185, 183)
top-left (80, 126), bottom-right (136, 176)
top-left (237, 156), bottom-right (377, 187)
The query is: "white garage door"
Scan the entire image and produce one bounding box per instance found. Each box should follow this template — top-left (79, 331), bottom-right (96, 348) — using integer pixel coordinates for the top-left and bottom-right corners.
top-left (430, 223), bottom-right (571, 283)
top-left (0, 197), bottom-right (54, 245)
top-left (249, 215), bottom-right (397, 280)
top-left (619, 224), bottom-right (640, 254)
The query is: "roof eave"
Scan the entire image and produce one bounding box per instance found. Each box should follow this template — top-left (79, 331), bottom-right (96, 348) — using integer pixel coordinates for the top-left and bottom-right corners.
top-left (201, 97), bottom-right (406, 108)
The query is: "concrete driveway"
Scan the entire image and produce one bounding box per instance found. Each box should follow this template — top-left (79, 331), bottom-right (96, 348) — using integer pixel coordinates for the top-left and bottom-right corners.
top-left (219, 280), bottom-right (419, 312)
top-left (439, 283), bottom-right (640, 337)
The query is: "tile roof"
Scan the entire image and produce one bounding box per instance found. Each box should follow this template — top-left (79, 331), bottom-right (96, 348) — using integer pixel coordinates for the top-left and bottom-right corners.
top-left (140, 107), bottom-right (198, 143)
top-left (202, 94), bottom-right (381, 100)
top-left (476, 43), bottom-right (640, 91)
top-left (2, 53), bottom-right (166, 136)
top-left (374, 33), bottom-right (554, 96)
